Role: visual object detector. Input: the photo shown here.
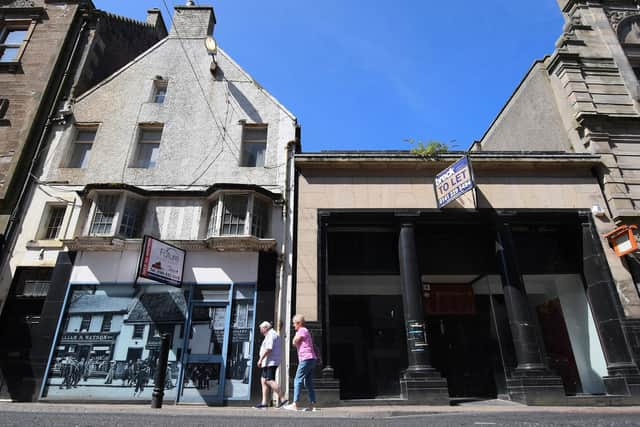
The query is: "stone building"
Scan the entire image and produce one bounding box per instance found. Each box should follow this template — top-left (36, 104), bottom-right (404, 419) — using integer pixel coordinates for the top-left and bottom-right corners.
top-left (0, 0), bottom-right (167, 401)
top-left (4, 2), bottom-right (298, 405)
top-left (292, 0), bottom-right (640, 406)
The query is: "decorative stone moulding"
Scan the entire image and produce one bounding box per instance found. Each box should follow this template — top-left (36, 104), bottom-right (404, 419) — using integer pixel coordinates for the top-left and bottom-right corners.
top-left (62, 235), bottom-right (277, 252)
top-left (606, 8), bottom-right (640, 34)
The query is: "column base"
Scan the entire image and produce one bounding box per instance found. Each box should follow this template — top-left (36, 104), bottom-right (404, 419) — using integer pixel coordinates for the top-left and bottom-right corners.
top-left (506, 373), bottom-right (566, 405)
top-left (314, 366), bottom-right (341, 405)
top-left (603, 374), bottom-right (640, 402)
top-left (399, 369), bottom-right (449, 404)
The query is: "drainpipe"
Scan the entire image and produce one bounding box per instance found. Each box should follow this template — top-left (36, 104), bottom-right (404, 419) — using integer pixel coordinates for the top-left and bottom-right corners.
top-left (0, 16), bottom-right (88, 276)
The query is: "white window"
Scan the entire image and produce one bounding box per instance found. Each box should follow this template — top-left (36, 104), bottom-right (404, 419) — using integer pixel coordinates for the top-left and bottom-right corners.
top-left (118, 196), bottom-right (146, 238)
top-left (132, 127), bottom-right (162, 168)
top-left (206, 192), bottom-right (271, 238)
top-left (0, 26), bottom-right (28, 62)
top-left (152, 80), bottom-right (167, 104)
top-left (89, 194), bottom-right (119, 236)
top-left (240, 125), bottom-right (267, 167)
top-left (67, 128), bottom-right (96, 168)
top-left (39, 205), bottom-right (67, 239)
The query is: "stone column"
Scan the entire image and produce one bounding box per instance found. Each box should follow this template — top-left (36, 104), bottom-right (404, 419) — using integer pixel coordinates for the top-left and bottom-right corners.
top-left (581, 220), bottom-right (640, 397)
top-left (495, 224), bottom-right (547, 373)
top-left (397, 222), bottom-right (448, 403)
top-left (495, 222), bottom-right (565, 405)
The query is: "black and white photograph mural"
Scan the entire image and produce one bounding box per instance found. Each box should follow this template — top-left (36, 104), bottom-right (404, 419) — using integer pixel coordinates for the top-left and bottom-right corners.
top-left (42, 285), bottom-right (185, 401)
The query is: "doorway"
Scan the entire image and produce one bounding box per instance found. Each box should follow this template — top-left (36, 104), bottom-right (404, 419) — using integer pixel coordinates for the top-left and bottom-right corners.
top-left (329, 295), bottom-right (407, 399)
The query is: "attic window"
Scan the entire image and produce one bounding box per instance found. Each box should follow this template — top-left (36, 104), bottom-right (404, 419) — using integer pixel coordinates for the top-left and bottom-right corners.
top-left (152, 80), bottom-right (168, 104)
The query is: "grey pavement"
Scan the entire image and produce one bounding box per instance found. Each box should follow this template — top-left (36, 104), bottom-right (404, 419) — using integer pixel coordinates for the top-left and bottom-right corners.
top-left (1, 402), bottom-right (640, 426)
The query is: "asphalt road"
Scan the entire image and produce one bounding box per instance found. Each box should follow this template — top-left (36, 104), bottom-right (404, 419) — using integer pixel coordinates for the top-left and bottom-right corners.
top-left (0, 411), bottom-right (639, 427)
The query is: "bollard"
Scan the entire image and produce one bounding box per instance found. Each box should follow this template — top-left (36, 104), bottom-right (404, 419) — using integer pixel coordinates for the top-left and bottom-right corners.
top-left (151, 333), bottom-right (171, 408)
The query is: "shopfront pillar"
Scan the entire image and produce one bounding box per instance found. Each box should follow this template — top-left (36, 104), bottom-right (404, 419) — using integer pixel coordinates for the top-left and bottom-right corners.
top-left (397, 222), bottom-right (448, 403)
top-left (581, 220), bottom-right (640, 398)
top-left (496, 222), bottom-right (565, 404)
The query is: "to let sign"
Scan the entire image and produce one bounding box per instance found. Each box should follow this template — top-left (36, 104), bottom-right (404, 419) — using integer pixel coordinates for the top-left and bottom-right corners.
top-left (138, 236), bottom-right (186, 287)
top-left (434, 156), bottom-right (474, 208)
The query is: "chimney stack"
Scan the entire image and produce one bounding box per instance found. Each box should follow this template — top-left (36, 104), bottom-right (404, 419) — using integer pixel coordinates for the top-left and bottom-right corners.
top-left (169, 3), bottom-right (216, 38)
top-left (146, 8), bottom-right (168, 38)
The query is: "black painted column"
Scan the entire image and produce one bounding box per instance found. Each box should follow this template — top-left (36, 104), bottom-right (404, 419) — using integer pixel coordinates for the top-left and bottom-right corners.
top-left (320, 220), bottom-right (334, 378)
top-left (581, 221), bottom-right (639, 378)
top-left (398, 223), bottom-right (434, 375)
top-left (495, 223), bottom-right (547, 373)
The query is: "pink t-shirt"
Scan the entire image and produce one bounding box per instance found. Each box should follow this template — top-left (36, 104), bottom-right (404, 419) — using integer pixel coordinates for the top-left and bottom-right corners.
top-left (294, 326), bottom-right (317, 361)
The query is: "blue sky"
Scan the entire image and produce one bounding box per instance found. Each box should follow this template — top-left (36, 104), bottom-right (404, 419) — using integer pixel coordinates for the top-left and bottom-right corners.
top-left (94, 1), bottom-right (564, 152)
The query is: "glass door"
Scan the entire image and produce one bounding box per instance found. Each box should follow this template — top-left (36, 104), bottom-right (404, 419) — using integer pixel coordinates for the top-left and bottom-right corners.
top-left (178, 302), bottom-right (230, 405)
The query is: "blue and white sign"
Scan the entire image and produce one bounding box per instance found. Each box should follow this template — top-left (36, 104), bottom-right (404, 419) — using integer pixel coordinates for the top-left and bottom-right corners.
top-left (434, 156), bottom-right (475, 208)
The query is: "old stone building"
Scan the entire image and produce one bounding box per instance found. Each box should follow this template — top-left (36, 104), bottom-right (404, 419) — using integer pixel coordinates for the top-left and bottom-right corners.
top-left (0, 0), bottom-right (166, 401)
top-left (292, 0), bottom-right (640, 406)
top-left (3, 2), bottom-right (297, 405)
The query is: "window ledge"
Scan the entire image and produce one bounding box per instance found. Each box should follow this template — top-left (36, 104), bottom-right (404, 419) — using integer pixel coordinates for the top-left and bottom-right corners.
top-left (63, 235), bottom-right (277, 252)
top-left (26, 239), bottom-right (65, 249)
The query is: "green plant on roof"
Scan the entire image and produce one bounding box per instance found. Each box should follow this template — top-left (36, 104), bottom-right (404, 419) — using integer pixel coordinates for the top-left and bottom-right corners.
top-left (405, 139), bottom-right (450, 158)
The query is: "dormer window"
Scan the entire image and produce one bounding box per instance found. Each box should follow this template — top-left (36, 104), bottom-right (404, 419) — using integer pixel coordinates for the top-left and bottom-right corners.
top-left (207, 192), bottom-right (270, 238)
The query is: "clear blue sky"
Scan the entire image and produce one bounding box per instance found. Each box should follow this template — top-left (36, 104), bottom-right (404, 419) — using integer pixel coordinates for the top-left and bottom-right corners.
top-left (93, 1), bottom-right (564, 152)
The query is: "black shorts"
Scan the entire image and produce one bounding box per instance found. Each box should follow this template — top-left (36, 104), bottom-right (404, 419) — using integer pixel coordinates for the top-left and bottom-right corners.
top-left (261, 366), bottom-right (278, 381)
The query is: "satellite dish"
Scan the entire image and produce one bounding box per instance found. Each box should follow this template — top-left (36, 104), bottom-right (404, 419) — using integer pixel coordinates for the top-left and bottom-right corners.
top-left (205, 36), bottom-right (217, 55)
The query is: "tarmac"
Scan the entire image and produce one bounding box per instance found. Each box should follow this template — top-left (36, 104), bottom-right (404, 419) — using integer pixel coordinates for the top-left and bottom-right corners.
top-left (1, 400), bottom-right (640, 419)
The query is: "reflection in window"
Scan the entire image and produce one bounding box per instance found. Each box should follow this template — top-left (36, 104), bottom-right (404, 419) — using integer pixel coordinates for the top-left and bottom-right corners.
top-left (89, 194), bottom-right (119, 236)
top-left (118, 197), bottom-right (146, 238)
top-left (225, 289), bottom-right (255, 399)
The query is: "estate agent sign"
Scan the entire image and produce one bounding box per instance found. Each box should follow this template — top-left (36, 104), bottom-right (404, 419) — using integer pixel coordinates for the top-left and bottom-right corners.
top-left (138, 236), bottom-right (186, 287)
top-left (434, 156), bottom-right (475, 208)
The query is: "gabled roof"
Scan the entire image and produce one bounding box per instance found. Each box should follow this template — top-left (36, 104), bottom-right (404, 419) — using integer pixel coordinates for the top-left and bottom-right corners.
top-left (68, 294), bottom-right (133, 314)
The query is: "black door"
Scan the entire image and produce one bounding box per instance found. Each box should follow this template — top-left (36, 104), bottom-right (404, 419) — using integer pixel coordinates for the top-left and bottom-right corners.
top-left (329, 295), bottom-right (407, 399)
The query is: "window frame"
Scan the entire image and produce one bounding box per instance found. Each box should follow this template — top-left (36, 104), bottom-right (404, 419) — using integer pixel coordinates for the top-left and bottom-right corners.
top-left (132, 324), bottom-right (145, 339)
top-left (0, 20), bottom-right (34, 67)
top-left (79, 314), bottom-right (91, 332)
top-left (239, 124), bottom-right (268, 167)
top-left (206, 191), bottom-right (271, 238)
top-left (117, 193), bottom-right (147, 238)
top-left (38, 204), bottom-right (68, 240)
top-left (87, 192), bottom-right (121, 237)
top-left (101, 314), bottom-right (113, 333)
top-left (84, 191), bottom-right (147, 239)
top-left (151, 80), bottom-right (168, 104)
top-left (65, 125), bottom-right (98, 169)
top-left (131, 124), bottom-right (163, 169)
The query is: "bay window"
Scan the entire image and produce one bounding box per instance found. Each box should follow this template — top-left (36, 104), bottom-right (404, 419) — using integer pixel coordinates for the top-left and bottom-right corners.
top-left (207, 192), bottom-right (270, 238)
top-left (87, 192), bottom-right (146, 238)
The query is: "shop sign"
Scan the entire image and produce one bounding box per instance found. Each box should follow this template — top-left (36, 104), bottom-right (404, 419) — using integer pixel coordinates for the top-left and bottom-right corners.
top-left (434, 156), bottom-right (475, 208)
top-left (138, 236), bottom-right (186, 287)
top-left (60, 332), bottom-right (118, 344)
top-left (604, 225), bottom-right (639, 257)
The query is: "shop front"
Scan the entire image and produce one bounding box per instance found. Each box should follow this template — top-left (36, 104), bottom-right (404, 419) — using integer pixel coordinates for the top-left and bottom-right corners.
top-left (295, 152), bottom-right (640, 405)
top-left (39, 249), bottom-right (277, 405)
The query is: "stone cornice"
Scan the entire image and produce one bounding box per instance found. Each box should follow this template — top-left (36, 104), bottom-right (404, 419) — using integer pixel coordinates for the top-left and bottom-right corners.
top-left (62, 236), bottom-right (278, 252)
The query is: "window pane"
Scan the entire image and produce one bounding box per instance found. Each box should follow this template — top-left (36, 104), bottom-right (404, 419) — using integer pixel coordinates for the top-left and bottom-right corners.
top-left (221, 195), bottom-right (247, 235)
top-left (89, 194), bottom-right (119, 236)
top-left (242, 127), bottom-right (267, 143)
top-left (241, 142), bottom-right (266, 167)
top-left (140, 129), bottom-right (162, 142)
top-left (44, 206), bottom-right (66, 239)
top-left (4, 30), bottom-right (27, 45)
top-left (154, 86), bottom-right (167, 103)
top-left (68, 143), bottom-right (92, 168)
top-left (118, 198), bottom-right (145, 238)
top-left (0, 47), bottom-right (19, 62)
top-left (134, 143), bottom-right (160, 168)
top-left (207, 199), bottom-right (218, 237)
top-left (251, 199), bottom-right (269, 238)
top-left (76, 130), bottom-right (96, 142)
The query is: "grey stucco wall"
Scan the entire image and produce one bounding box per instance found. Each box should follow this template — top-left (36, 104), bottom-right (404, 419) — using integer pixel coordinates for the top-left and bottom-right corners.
top-left (479, 63), bottom-right (570, 152)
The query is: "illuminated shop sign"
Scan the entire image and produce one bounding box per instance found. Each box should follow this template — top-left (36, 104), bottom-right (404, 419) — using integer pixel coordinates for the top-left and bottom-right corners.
top-left (434, 156), bottom-right (475, 209)
top-left (138, 236), bottom-right (186, 287)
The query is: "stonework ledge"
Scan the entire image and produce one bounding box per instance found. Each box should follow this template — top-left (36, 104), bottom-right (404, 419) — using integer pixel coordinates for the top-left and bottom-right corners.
top-left (62, 236), bottom-right (277, 252)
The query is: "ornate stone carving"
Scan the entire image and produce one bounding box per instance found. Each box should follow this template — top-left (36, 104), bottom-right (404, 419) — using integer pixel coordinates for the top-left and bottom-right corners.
top-left (0, 0), bottom-right (35, 8)
top-left (606, 9), bottom-right (640, 33)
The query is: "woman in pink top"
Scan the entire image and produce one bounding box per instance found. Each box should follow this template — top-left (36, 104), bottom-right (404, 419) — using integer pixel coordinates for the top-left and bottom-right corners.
top-left (283, 314), bottom-right (317, 411)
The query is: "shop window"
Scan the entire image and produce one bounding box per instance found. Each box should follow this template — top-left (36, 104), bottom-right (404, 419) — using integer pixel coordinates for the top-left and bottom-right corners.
top-left (225, 288), bottom-right (255, 399)
top-left (101, 314), bottom-right (113, 332)
top-left (132, 324), bottom-right (145, 339)
top-left (67, 127), bottom-right (96, 168)
top-left (118, 196), bottom-right (146, 238)
top-left (89, 194), bottom-right (119, 236)
top-left (132, 126), bottom-right (162, 168)
top-left (0, 26), bottom-right (28, 63)
top-left (38, 204), bottom-right (67, 239)
top-left (240, 125), bottom-right (267, 167)
top-left (79, 315), bottom-right (91, 332)
top-left (207, 192), bottom-right (271, 238)
top-left (152, 80), bottom-right (168, 103)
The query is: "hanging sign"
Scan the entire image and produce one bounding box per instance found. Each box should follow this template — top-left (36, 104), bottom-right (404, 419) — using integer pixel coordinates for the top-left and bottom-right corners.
top-left (434, 156), bottom-right (475, 208)
top-left (604, 225), bottom-right (639, 257)
top-left (138, 236), bottom-right (186, 287)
